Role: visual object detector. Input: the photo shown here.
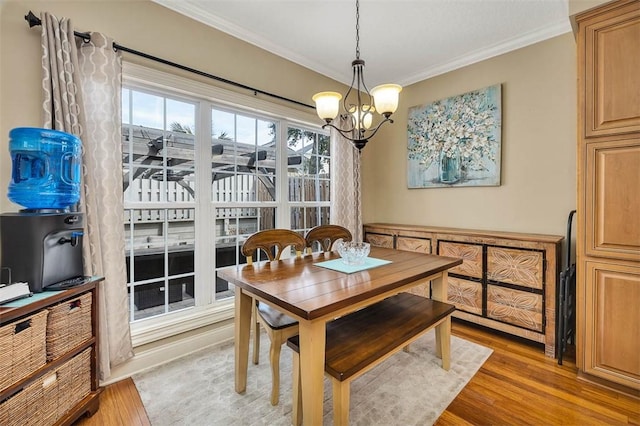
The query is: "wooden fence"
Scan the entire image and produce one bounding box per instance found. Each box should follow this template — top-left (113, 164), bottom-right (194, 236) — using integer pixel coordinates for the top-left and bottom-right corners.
top-left (124, 174), bottom-right (329, 232)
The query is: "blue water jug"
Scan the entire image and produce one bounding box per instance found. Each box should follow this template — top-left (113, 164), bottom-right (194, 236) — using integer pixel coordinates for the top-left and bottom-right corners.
top-left (8, 127), bottom-right (82, 210)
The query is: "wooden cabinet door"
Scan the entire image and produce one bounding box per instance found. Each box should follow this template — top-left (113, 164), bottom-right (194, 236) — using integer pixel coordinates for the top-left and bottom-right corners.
top-left (583, 1), bottom-right (640, 137)
top-left (396, 236), bottom-right (432, 297)
top-left (448, 277), bottom-right (482, 315)
top-left (364, 224), bottom-right (562, 356)
top-left (577, 1), bottom-right (640, 391)
top-left (364, 233), bottom-right (394, 248)
top-left (487, 246), bottom-right (544, 290)
top-left (487, 284), bottom-right (544, 332)
top-left (585, 139), bottom-right (640, 261)
top-left (396, 236), bottom-right (431, 253)
top-left (583, 260), bottom-right (640, 389)
top-left (438, 241), bottom-right (483, 279)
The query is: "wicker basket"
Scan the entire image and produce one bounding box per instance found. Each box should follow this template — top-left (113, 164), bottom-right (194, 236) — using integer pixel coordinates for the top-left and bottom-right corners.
top-left (54, 347), bottom-right (92, 420)
top-left (0, 310), bottom-right (48, 392)
top-left (0, 347), bottom-right (91, 426)
top-left (0, 369), bottom-right (49, 426)
top-left (46, 293), bottom-right (92, 361)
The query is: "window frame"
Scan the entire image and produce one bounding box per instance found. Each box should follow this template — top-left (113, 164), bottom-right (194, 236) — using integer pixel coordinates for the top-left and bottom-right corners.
top-left (122, 63), bottom-right (328, 345)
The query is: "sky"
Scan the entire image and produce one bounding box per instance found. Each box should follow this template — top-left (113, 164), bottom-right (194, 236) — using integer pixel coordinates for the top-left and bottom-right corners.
top-left (122, 87), bottom-right (274, 145)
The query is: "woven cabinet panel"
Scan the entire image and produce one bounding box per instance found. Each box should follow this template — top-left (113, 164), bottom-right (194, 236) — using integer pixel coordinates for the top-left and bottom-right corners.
top-left (0, 310), bottom-right (48, 392)
top-left (46, 293), bottom-right (92, 361)
top-left (55, 347), bottom-right (92, 419)
top-left (0, 372), bottom-right (47, 426)
top-left (0, 347), bottom-right (91, 426)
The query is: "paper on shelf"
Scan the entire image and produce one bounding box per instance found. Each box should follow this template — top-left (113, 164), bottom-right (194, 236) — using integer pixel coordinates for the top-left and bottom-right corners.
top-left (0, 282), bottom-right (32, 305)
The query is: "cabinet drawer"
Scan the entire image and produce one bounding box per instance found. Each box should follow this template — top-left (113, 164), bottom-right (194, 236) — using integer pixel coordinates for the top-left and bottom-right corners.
top-left (487, 285), bottom-right (543, 332)
top-left (365, 233), bottom-right (393, 248)
top-left (46, 293), bottom-right (93, 361)
top-left (438, 241), bottom-right (483, 279)
top-left (0, 347), bottom-right (91, 426)
top-left (397, 236), bottom-right (431, 253)
top-left (487, 246), bottom-right (543, 289)
top-left (0, 310), bottom-right (48, 392)
top-left (448, 277), bottom-right (482, 315)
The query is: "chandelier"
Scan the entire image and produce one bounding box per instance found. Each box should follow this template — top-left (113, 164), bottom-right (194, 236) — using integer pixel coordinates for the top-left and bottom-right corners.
top-left (312, 0), bottom-right (402, 151)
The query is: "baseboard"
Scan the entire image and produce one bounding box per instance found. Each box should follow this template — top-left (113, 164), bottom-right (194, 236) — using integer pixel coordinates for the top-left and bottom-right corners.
top-left (102, 320), bottom-right (234, 386)
top-left (577, 370), bottom-right (640, 399)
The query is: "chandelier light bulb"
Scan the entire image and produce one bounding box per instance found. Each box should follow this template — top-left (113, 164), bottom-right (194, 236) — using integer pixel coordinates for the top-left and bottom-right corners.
top-left (311, 0), bottom-right (400, 151)
top-left (349, 105), bottom-right (375, 131)
top-left (371, 84), bottom-right (402, 117)
top-left (312, 92), bottom-right (342, 122)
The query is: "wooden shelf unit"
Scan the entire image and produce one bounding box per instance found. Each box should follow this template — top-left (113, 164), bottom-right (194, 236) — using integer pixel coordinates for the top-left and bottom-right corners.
top-left (364, 223), bottom-right (563, 357)
top-left (0, 278), bottom-right (103, 425)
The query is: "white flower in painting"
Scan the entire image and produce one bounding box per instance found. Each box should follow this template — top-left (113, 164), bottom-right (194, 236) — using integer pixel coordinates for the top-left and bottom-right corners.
top-left (408, 87), bottom-right (500, 175)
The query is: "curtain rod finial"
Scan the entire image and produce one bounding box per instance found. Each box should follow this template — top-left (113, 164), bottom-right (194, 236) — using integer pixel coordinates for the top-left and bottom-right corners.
top-left (25, 11), bottom-right (42, 27)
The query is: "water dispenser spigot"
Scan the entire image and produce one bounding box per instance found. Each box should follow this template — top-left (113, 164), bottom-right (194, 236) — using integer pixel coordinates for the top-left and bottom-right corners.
top-left (58, 231), bottom-right (84, 247)
top-left (71, 231), bottom-right (83, 247)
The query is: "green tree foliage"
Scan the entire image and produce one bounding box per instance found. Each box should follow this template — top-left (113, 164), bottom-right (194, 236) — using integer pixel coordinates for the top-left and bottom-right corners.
top-left (267, 124), bottom-right (329, 175)
top-left (171, 121), bottom-right (232, 140)
top-left (170, 122), bottom-right (193, 134)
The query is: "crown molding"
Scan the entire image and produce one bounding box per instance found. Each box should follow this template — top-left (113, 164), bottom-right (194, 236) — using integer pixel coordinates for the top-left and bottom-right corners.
top-left (152, 0), bottom-right (350, 84)
top-left (398, 19), bottom-right (573, 86)
top-left (153, 0), bottom-right (572, 88)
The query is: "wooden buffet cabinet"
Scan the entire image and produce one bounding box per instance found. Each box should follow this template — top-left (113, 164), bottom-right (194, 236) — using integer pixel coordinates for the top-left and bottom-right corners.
top-left (364, 223), bottom-right (563, 357)
top-left (575, 0), bottom-right (640, 393)
top-left (0, 279), bottom-right (102, 425)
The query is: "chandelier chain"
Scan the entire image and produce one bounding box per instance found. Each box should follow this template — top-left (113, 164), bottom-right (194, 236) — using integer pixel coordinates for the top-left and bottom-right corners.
top-left (312, 0), bottom-right (401, 151)
top-left (355, 0), bottom-right (360, 59)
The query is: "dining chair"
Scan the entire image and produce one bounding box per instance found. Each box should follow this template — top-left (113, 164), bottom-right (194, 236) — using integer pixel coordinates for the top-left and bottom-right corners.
top-left (304, 224), bottom-right (352, 254)
top-left (241, 229), bottom-right (306, 406)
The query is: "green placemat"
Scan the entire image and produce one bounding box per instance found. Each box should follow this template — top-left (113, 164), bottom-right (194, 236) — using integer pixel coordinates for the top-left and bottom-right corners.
top-left (314, 257), bottom-right (392, 274)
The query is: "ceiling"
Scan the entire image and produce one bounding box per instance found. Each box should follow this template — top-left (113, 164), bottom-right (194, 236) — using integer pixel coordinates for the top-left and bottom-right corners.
top-left (153, 0), bottom-right (571, 88)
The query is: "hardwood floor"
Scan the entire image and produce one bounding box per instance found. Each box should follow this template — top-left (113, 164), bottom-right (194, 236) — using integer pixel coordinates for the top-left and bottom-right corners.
top-left (75, 378), bottom-right (150, 426)
top-left (437, 322), bottom-right (639, 425)
top-left (75, 320), bottom-right (639, 425)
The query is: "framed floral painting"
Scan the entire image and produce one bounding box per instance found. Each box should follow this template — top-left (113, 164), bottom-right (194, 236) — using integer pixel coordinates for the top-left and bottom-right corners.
top-left (407, 84), bottom-right (502, 188)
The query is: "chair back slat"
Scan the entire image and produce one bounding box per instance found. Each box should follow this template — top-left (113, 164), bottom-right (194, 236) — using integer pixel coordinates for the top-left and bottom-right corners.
top-left (305, 225), bottom-right (353, 254)
top-left (242, 229), bottom-right (306, 265)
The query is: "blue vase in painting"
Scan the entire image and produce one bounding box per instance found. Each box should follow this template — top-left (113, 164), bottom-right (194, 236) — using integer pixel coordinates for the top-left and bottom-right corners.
top-left (439, 145), bottom-right (461, 184)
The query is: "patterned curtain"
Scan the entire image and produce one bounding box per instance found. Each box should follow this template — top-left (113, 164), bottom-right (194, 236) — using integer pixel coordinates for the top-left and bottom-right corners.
top-left (330, 116), bottom-right (363, 242)
top-left (40, 12), bottom-right (83, 133)
top-left (40, 13), bottom-right (133, 381)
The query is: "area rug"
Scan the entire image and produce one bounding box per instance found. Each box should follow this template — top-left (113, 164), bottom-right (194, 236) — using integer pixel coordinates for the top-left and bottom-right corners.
top-left (133, 330), bottom-right (492, 425)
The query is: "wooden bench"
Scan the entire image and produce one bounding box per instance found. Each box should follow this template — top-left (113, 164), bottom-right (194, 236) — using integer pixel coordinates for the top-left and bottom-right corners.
top-left (287, 292), bottom-right (456, 426)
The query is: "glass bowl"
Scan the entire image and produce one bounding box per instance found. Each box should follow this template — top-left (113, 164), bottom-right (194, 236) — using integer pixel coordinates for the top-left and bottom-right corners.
top-left (336, 241), bottom-right (371, 265)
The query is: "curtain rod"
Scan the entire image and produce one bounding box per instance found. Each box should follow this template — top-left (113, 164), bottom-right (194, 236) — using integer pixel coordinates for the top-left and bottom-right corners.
top-left (24, 11), bottom-right (315, 110)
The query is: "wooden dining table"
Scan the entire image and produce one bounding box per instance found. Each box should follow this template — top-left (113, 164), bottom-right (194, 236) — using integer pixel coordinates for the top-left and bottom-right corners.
top-left (218, 246), bottom-right (462, 425)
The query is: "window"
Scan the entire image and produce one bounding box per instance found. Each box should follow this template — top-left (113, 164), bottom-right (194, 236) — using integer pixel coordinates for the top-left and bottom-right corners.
top-left (121, 64), bottom-right (330, 329)
top-left (122, 89), bottom-right (197, 321)
top-left (287, 125), bottom-right (331, 247)
top-left (210, 107), bottom-right (278, 286)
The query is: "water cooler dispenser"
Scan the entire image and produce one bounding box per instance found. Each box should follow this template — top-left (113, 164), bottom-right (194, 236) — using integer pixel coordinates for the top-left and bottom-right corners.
top-left (0, 212), bottom-right (85, 292)
top-left (0, 127), bottom-right (86, 292)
